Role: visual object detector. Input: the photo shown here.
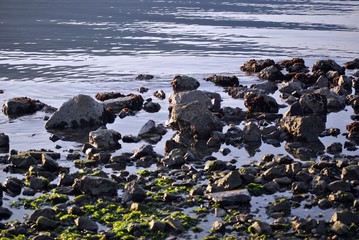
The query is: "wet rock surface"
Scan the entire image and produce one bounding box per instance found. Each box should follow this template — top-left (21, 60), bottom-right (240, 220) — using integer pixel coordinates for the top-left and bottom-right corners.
top-left (2, 57), bottom-right (359, 239)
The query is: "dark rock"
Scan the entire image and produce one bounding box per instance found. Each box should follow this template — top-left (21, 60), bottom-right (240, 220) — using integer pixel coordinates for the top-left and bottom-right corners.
top-left (204, 74), bottom-right (239, 87)
top-left (2, 97), bottom-right (55, 118)
top-left (299, 93), bottom-right (327, 116)
top-left (207, 170), bottom-right (242, 193)
top-left (242, 121), bottom-right (261, 142)
top-left (211, 220), bottom-right (226, 232)
top-left (249, 221), bottom-right (273, 235)
top-left (258, 65), bottom-right (284, 81)
top-left (312, 59), bottom-right (345, 75)
top-left (41, 153), bottom-right (60, 172)
top-left (346, 122), bottom-right (359, 138)
top-left (36, 216), bottom-right (57, 230)
top-left (160, 149), bottom-right (185, 168)
top-left (0, 133), bottom-right (9, 153)
top-left (122, 181), bottom-right (146, 203)
top-left (250, 81), bottom-right (278, 94)
top-left (149, 220), bottom-right (166, 232)
top-left (169, 90), bottom-right (221, 112)
top-left (266, 198), bottom-right (291, 217)
top-left (122, 134), bottom-right (141, 143)
top-left (143, 100), bottom-right (161, 113)
top-left (331, 210), bottom-right (359, 225)
top-left (131, 144), bottom-right (156, 159)
top-left (326, 142), bottom-right (343, 154)
top-left (206, 189), bottom-right (251, 205)
top-left (3, 177), bottom-right (22, 196)
top-left (9, 152), bottom-right (37, 169)
top-left (95, 92), bottom-right (125, 101)
top-left (341, 165), bottom-right (359, 181)
top-left (165, 218), bottom-right (186, 233)
top-left (153, 89), bottom-right (166, 100)
top-left (219, 107), bottom-right (246, 125)
top-left (0, 207), bottom-right (12, 220)
top-left (171, 75), bottom-right (200, 93)
top-left (103, 94), bottom-right (144, 112)
top-left (262, 165), bottom-right (286, 180)
top-left (75, 216), bottom-right (98, 232)
top-left (291, 181), bottom-right (308, 194)
top-left (292, 217), bottom-right (318, 234)
top-left (28, 177), bottom-right (48, 191)
top-left (281, 116), bottom-right (326, 141)
top-left (331, 221), bottom-right (349, 235)
top-left (73, 176), bottom-right (118, 196)
top-left (240, 59), bottom-right (275, 73)
top-left (89, 127), bottom-right (121, 151)
top-left (344, 58), bottom-right (359, 69)
top-left (135, 74), bottom-right (154, 80)
top-left (29, 208), bottom-right (56, 222)
top-left (244, 92), bottom-right (279, 113)
top-left (46, 94), bottom-right (114, 129)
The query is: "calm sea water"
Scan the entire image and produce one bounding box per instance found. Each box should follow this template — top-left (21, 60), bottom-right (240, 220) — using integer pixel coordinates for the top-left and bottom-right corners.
top-left (0, 0), bottom-right (358, 161)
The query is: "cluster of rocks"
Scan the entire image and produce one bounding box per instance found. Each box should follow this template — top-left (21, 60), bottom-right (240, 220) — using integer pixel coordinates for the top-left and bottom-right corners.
top-left (0, 58), bottom-right (359, 239)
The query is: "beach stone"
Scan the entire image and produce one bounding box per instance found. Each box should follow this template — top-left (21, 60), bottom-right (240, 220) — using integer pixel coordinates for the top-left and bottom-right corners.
top-left (244, 92), bottom-right (279, 113)
top-left (207, 170), bottom-right (243, 192)
top-left (168, 100), bottom-right (222, 139)
top-left (143, 100), bottom-right (161, 113)
top-left (41, 153), bottom-right (59, 172)
top-left (266, 198), bottom-right (291, 217)
top-left (9, 152), bottom-right (37, 169)
top-left (73, 176), bottom-right (118, 196)
top-left (328, 180), bottom-right (351, 193)
top-left (240, 59), bottom-right (275, 73)
top-left (312, 59), bottom-right (345, 75)
top-left (206, 189), bottom-right (251, 205)
top-left (326, 142), bottom-right (342, 154)
top-left (29, 208), bottom-right (56, 222)
top-left (344, 58), bottom-right (359, 69)
top-left (169, 90), bottom-right (221, 112)
top-left (279, 81), bottom-right (304, 94)
top-left (314, 75), bottom-right (330, 88)
top-left (45, 94), bottom-right (114, 129)
top-left (95, 92), bottom-right (125, 101)
top-left (0, 133), bottom-right (9, 153)
top-left (249, 221), bottom-right (273, 235)
top-left (250, 81), bottom-right (278, 94)
top-left (291, 181), bottom-right (308, 194)
top-left (161, 149), bottom-right (185, 168)
top-left (2, 97), bottom-right (55, 118)
top-left (0, 207), bottom-right (12, 220)
top-left (135, 74), bottom-right (154, 80)
top-left (36, 216), bottom-right (57, 230)
top-left (258, 65), bottom-right (284, 81)
top-left (171, 75), bottom-right (200, 93)
top-left (346, 122), bottom-right (359, 138)
top-left (75, 216), bottom-right (98, 232)
top-left (280, 116), bottom-right (326, 141)
top-left (331, 210), bottom-right (359, 225)
top-left (204, 74), bottom-right (239, 87)
top-left (299, 93), bottom-right (327, 116)
top-left (242, 121), bottom-right (261, 142)
top-left (89, 127), bottom-right (121, 151)
top-left (311, 176), bottom-right (328, 196)
top-left (338, 75), bottom-right (352, 92)
top-left (28, 177), bottom-right (48, 191)
top-left (138, 120), bottom-right (166, 139)
top-left (103, 94), bottom-right (144, 112)
top-left (165, 218), bottom-right (186, 233)
top-left (291, 217), bottom-right (318, 234)
top-left (153, 89), bottom-right (166, 100)
top-left (262, 165), bottom-right (286, 180)
top-left (341, 165), bottom-right (359, 181)
top-left (122, 182), bottom-right (147, 203)
top-left (3, 177), bottom-right (22, 196)
top-left (131, 144), bottom-right (156, 159)
top-left (211, 220), bottom-right (226, 232)
top-left (149, 220), bottom-right (166, 232)
top-left (331, 221), bottom-right (349, 235)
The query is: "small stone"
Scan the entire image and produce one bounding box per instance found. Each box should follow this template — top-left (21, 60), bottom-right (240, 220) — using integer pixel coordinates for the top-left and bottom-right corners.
top-left (211, 220), bottom-right (225, 232)
top-left (75, 216), bottom-right (98, 232)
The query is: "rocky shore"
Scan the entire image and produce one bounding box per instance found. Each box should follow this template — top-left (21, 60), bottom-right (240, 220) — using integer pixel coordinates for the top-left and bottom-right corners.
top-left (1, 57), bottom-right (359, 239)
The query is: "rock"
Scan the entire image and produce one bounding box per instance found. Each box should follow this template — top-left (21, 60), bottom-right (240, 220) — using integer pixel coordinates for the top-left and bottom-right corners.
top-left (149, 220), bottom-right (166, 232)
top-left (165, 218), bottom-right (186, 233)
top-left (75, 216), bottom-right (98, 232)
top-left (143, 100), bottom-right (161, 113)
top-left (326, 142), bottom-right (342, 154)
top-left (240, 59), bottom-right (275, 73)
top-left (171, 75), bottom-right (200, 93)
top-left (258, 65), bottom-right (284, 81)
top-left (346, 122), bottom-right (359, 138)
top-left (314, 75), bottom-right (330, 88)
top-left (250, 81), bottom-right (278, 94)
top-left (0, 207), bottom-right (13, 220)
top-left (299, 93), bottom-right (327, 116)
top-left (291, 182), bottom-right (308, 194)
top-left (161, 149), bottom-right (185, 168)
top-left (153, 89), bottom-right (166, 100)
top-left (249, 221), bottom-right (273, 235)
top-left (244, 92), bottom-right (279, 113)
top-left (211, 220), bottom-right (226, 232)
top-left (0, 133), bottom-right (9, 153)
top-left (73, 176), bottom-right (118, 196)
top-left (207, 170), bottom-right (243, 192)
top-left (29, 208), bottom-right (56, 222)
top-left (36, 216), bottom-right (57, 230)
top-left (46, 94), bottom-right (114, 129)
top-left (2, 97), bottom-right (55, 118)
top-left (95, 92), bottom-right (125, 101)
top-left (262, 165), bottom-right (286, 180)
top-left (122, 181), bottom-right (147, 203)
top-left (291, 217), bottom-right (318, 234)
top-left (168, 100), bottom-right (222, 139)
top-left (331, 221), bottom-right (349, 235)
top-left (311, 176), bottom-right (328, 196)
top-left (341, 165), bottom-right (359, 181)
top-left (28, 177), bottom-right (48, 191)
top-left (206, 189), bottom-right (251, 205)
top-left (89, 127), bottom-right (121, 151)
top-left (344, 58), bottom-right (359, 69)
top-left (135, 74), bottom-right (154, 80)
top-left (204, 74), bottom-right (239, 87)
top-left (338, 75), bottom-right (352, 93)
top-left (280, 116), bottom-right (326, 141)
top-left (3, 177), bottom-right (23, 196)
top-left (169, 90), bottom-right (221, 112)
top-left (312, 59), bottom-right (345, 75)
top-left (331, 210), bottom-right (359, 225)
top-left (103, 94), bottom-right (144, 112)
top-left (242, 121), bottom-right (261, 142)
top-left (41, 153), bottom-right (60, 172)
top-left (9, 152), bottom-right (37, 169)
top-left (266, 198), bottom-right (291, 217)
top-left (131, 144), bottom-right (157, 159)
top-left (279, 81), bottom-right (304, 94)
top-left (138, 120), bottom-right (166, 140)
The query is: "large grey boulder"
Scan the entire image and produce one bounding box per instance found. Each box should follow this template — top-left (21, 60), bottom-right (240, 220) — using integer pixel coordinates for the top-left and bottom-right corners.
top-left (89, 127), bottom-right (121, 151)
top-left (45, 94), bottom-right (114, 129)
top-left (281, 116), bottom-right (326, 141)
top-left (169, 90), bottom-right (221, 112)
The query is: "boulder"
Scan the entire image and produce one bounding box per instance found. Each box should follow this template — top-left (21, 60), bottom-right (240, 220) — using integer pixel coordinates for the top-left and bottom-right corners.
top-left (45, 94), bottom-right (114, 129)
top-left (171, 75), bottom-right (200, 93)
top-left (9, 152), bottom-right (37, 169)
top-left (89, 127), bottom-right (121, 151)
top-left (73, 176), bottom-right (118, 196)
top-left (244, 92), bottom-right (279, 113)
top-left (279, 81), bottom-right (304, 94)
top-left (103, 94), bottom-right (144, 112)
top-left (122, 181), bottom-right (147, 203)
top-left (2, 97), bottom-right (56, 118)
top-left (258, 65), bottom-right (284, 81)
top-left (0, 133), bottom-right (9, 153)
top-left (250, 81), bottom-right (278, 94)
top-left (153, 89), bottom-right (166, 100)
top-left (169, 90), bottom-right (221, 112)
top-left (312, 59), bottom-right (345, 75)
top-left (206, 170), bottom-right (242, 193)
top-left (299, 93), bottom-right (327, 116)
top-left (242, 121), bottom-right (261, 142)
top-left (204, 74), bottom-right (239, 87)
top-left (3, 177), bottom-right (22, 196)
top-left (206, 189), bottom-right (251, 205)
top-left (95, 92), bottom-right (125, 101)
top-left (75, 216), bottom-right (98, 232)
top-left (249, 221), bottom-right (273, 236)
top-left (280, 116), bottom-right (326, 141)
top-left (331, 210), bottom-right (359, 225)
top-left (344, 58), bottom-right (359, 69)
top-left (143, 100), bottom-right (161, 113)
top-left (168, 100), bottom-right (223, 139)
top-left (160, 149), bottom-right (185, 168)
top-left (240, 59), bottom-right (275, 73)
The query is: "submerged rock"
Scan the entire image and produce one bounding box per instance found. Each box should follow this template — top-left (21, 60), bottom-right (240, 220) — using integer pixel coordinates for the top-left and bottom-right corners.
top-left (45, 94), bottom-right (114, 129)
top-left (2, 97), bottom-right (56, 118)
top-left (103, 94), bottom-right (144, 112)
top-left (204, 74), bottom-right (239, 87)
top-left (240, 59), bottom-right (275, 73)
